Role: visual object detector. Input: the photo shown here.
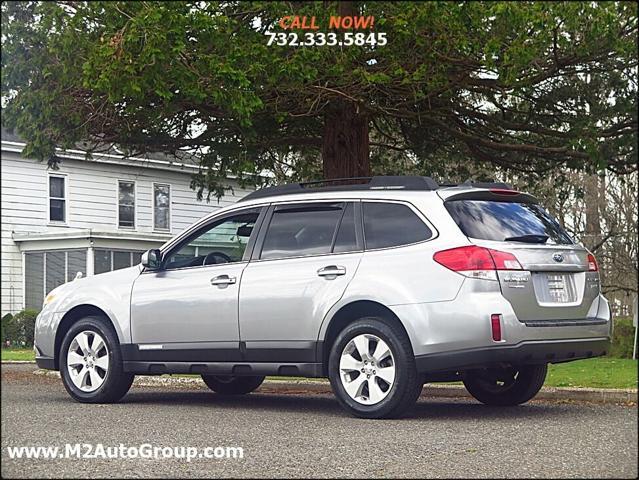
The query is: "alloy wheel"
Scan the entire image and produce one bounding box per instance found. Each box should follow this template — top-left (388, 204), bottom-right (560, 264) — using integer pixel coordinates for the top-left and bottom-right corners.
top-left (66, 330), bottom-right (109, 392)
top-left (339, 334), bottom-right (396, 405)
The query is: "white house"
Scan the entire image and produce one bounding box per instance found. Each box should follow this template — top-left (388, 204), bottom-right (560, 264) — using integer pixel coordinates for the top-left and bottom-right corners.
top-left (1, 129), bottom-right (252, 315)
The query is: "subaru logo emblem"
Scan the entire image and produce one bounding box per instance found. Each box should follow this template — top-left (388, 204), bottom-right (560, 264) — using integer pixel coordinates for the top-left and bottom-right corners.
top-left (552, 253), bottom-right (564, 263)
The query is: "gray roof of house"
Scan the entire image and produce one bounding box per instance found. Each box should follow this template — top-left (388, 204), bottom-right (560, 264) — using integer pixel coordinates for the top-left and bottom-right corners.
top-left (1, 127), bottom-right (201, 167)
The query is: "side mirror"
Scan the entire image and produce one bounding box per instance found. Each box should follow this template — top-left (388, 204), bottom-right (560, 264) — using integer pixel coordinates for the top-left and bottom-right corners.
top-left (141, 249), bottom-right (162, 270)
top-left (236, 225), bottom-right (253, 238)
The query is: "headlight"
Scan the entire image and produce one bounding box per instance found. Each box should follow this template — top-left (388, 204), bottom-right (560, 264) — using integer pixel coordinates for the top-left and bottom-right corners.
top-left (42, 293), bottom-right (56, 308)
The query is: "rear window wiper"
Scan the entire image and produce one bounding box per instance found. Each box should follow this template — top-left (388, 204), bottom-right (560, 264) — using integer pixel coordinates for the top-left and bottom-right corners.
top-left (504, 234), bottom-right (549, 243)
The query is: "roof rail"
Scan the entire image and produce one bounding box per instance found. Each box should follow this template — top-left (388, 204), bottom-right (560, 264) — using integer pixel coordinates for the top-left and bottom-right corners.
top-left (239, 176), bottom-right (514, 202)
top-left (240, 175), bottom-right (440, 202)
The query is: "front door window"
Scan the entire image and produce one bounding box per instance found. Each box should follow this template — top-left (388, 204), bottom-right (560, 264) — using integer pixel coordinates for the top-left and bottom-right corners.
top-left (164, 209), bottom-right (261, 270)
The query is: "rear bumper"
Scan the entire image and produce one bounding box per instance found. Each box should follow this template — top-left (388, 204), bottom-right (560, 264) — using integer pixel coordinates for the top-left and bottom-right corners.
top-left (415, 337), bottom-right (610, 374)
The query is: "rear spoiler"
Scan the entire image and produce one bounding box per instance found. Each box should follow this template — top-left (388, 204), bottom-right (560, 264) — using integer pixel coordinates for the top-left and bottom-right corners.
top-left (442, 189), bottom-right (539, 204)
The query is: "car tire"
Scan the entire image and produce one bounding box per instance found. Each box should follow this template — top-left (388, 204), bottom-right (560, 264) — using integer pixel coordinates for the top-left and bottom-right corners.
top-left (328, 317), bottom-right (422, 419)
top-left (201, 375), bottom-right (265, 395)
top-left (463, 364), bottom-right (548, 406)
top-left (59, 316), bottom-right (134, 403)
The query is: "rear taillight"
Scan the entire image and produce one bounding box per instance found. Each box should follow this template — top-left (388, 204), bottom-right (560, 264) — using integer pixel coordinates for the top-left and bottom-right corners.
top-left (433, 245), bottom-right (522, 280)
top-left (433, 246), bottom-right (494, 271)
top-left (587, 253), bottom-right (598, 272)
top-left (489, 249), bottom-right (524, 270)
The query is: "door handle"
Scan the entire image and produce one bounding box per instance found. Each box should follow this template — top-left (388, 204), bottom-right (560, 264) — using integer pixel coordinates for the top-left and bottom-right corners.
top-left (317, 265), bottom-right (346, 277)
top-left (210, 275), bottom-right (236, 286)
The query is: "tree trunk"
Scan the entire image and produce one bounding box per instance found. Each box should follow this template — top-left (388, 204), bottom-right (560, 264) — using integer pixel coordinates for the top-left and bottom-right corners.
top-left (321, 0), bottom-right (370, 180)
top-left (322, 100), bottom-right (370, 179)
top-left (584, 173), bottom-right (602, 251)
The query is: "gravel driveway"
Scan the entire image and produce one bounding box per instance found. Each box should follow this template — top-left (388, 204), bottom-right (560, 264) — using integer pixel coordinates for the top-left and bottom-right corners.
top-left (1, 364), bottom-right (637, 478)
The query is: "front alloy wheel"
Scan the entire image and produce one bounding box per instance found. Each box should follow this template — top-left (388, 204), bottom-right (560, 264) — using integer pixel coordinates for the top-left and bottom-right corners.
top-left (59, 316), bottom-right (134, 403)
top-left (66, 330), bottom-right (110, 392)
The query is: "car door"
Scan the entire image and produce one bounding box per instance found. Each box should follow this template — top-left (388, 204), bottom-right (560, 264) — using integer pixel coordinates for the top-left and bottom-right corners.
top-left (238, 201), bottom-right (363, 362)
top-left (130, 207), bottom-right (265, 358)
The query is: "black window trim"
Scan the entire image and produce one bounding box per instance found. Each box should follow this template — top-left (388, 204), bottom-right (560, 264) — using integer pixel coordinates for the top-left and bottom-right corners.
top-left (251, 200), bottom-right (365, 262)
top-left (150, 206), bottom-right (267, 273)
top-left (332, 200), bottom-right (364, 254)
top-left (361, 199), bottom-right (438, 252)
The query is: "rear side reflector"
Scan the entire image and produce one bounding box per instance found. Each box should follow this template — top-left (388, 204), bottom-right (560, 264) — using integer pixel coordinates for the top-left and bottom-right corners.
top-left (587, 253), bottom-right (598, 272)
top-left (433, 246), bottom-right (523, 277)
top-left (491, 314), bottom-right (502, 341)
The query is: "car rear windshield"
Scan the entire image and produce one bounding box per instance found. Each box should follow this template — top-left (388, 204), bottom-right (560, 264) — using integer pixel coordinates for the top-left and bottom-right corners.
top-left (444, 200), bottom-right (574, 245)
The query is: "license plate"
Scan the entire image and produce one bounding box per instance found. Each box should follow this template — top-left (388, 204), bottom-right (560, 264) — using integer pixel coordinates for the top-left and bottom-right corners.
top-left (533, 273), bottom-right (577, 304)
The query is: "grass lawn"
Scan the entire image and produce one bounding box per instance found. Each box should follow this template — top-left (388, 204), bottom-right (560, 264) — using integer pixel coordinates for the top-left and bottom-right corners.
top-left (1, 348), bottom-right (35, 362)
top-left (2, 348), bottom-right (637, 389)
top-left (546, 357), bottom-right (637, 389)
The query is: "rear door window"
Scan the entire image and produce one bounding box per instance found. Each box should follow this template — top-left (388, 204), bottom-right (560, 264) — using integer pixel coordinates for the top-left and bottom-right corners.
top-left (260, 203), bottom-right (345, 260)
top-left (363, 202), bottom-right (432, 249)
top-left (445, 200), bottom-right (573, 244)
top-left (333, 202), bottom-right (361, 253)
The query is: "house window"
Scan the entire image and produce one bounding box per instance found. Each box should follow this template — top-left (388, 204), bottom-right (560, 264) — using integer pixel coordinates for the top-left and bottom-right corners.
top-left (118, 181), bottom-right (135, 228)
top-left (49, 176), bottom-right (66, 222)
top-left (67, 251), bottom-right (87, 281)
top-left (24, 250), bottom-right (87, 310)
top-left (153, 183), bottom-right (171, 231)
top-left (23, 249), bottom-right (144, 309)
top-left (94, 250), bottom-right (144, 275)
top-left (45, 252), bottom-right (65, 294)
top-left (25, 253), bottom-right (45, 310)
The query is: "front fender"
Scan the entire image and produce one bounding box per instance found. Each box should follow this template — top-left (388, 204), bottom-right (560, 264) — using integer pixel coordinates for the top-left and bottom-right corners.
top-left (47, 266), bottom-right (142, 345)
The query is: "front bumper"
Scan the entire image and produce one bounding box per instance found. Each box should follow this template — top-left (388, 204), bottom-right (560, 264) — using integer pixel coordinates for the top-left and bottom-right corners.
top-left (415, 337), bottom-right (610, 374)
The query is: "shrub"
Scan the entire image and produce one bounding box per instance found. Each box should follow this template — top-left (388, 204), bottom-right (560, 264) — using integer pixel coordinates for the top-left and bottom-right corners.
top-left (1, 313), bottom-right (16, 346)
top-left (610, 317), bottom-right (636, 359)
top-left (1, 309), bottom-right (39, 347)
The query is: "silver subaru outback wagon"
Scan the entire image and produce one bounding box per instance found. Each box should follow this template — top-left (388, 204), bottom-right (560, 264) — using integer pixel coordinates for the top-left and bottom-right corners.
top-left (34, 176), bottom-right (611, 418)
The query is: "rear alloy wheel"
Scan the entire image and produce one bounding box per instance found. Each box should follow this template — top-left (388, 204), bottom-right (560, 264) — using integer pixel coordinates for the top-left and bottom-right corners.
top-left (201, 375), bottom-right (265, 395)
top-left (339, 334), bottom-right (396, 405)
top-left (463, 364), bottom-right (547, 406)
top-left (328, 317), bottom-right (422, 419)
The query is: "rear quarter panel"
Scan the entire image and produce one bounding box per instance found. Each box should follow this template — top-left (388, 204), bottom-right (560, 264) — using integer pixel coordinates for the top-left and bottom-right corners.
top-left (318, 195), bottom-right (470, 345)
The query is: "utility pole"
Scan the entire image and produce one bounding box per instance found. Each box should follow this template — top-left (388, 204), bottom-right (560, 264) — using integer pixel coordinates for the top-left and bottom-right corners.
top-left (633, 296), bottom-right (637, 360)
